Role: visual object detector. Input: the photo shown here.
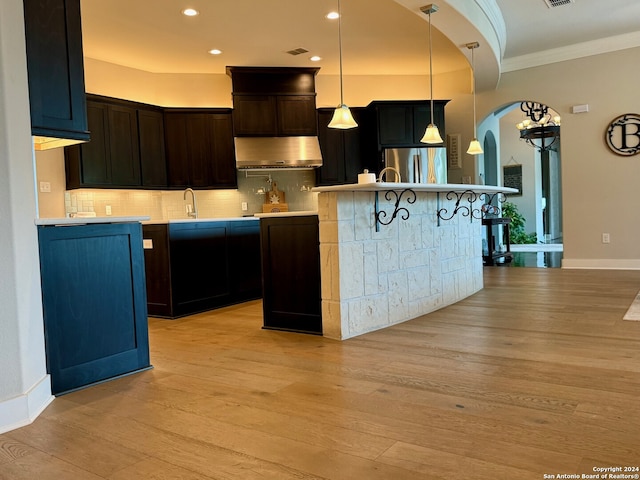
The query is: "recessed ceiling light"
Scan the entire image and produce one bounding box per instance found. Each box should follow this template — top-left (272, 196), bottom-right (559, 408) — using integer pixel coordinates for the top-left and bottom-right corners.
top-left (310, 56), bottom-right (322, 62)
top-left (208, 49), bottom-right (222, 55)
top-left (182, 8), bottom-right (199, 16)
top-left (326, 11), bottom-right (339, 19)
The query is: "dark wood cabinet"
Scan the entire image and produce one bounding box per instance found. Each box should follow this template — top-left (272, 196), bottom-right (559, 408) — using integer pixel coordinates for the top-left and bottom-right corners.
top-left (38, 222), bottom-right (150, 395)
top-left (276, 95), bottom-right (318, 135)
top-left (227, 66), bottom-right (319, 137)
top-left (138, 107), bottom-right (167, 188)
top-left (108, 103), bottom-right (141, 185)
top-left (170, 222), bottom-right (230, 316)
top-left (164, 109), bottom-right (237, 189)
top-left (141, 224), bottom-right (171, 317)
top-left (260, 215), bottom-right (322, 334)
top-left (228, 221), bottom-right (262, 299)
top-left (369, 100), bottom-right (448, 148)
top-left (65, 95), bottom-right (166, 189)
top-left (231, 95), bottom-right (278, 136)
top-left (232, 94), bottom-right (317, 136)
top-left (23, 0), bottom-right (89, 144)
top-left (66, 101), bottom-right (109, 187)
top-left (316, 107), bottom-right (376, 185)
top-left (142, 219), bottom-right (261, 319)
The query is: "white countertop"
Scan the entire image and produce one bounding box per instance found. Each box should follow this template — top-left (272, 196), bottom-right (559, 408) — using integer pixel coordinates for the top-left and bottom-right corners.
top-left (253, 210), bottom-right (318, 218)
top-left (35, 216), bottom-right (150, 226)
top-left (312, 182), bottom-right (518, 194)
top-left (144, 217), bottom-right (259, 224)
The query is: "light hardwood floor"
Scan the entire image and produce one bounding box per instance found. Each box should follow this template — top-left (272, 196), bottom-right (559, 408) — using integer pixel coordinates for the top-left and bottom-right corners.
top-left (2, 268), bottom-right (640, 479)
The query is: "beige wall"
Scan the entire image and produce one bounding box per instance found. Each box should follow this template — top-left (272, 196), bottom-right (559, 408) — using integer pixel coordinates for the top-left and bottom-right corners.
top-left (478, 47), bottom-right (640, 268)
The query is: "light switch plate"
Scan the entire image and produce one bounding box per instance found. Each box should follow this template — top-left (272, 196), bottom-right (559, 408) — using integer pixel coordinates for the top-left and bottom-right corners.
top-left (39, 181), bottom-right (51, 192)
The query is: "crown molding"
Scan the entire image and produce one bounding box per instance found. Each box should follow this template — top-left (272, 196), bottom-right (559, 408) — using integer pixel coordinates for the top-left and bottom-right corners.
top-left (501, 31), bottom-right (640, 73)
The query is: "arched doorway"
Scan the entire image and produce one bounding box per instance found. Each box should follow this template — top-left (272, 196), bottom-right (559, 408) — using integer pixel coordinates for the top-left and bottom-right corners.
top-left (478, 101), bottom-right (563, 267)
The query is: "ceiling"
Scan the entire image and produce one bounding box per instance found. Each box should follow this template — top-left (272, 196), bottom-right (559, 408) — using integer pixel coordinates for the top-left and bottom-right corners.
top-left (79, 0), bottom-right (640, 91)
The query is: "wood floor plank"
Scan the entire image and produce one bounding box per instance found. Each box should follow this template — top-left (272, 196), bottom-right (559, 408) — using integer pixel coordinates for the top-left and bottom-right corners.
top-left (0, 268), bottom-right (639, 478)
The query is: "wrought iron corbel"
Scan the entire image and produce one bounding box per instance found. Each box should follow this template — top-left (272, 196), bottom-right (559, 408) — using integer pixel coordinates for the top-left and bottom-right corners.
top-left (374, 189), bottom-right (416, 232)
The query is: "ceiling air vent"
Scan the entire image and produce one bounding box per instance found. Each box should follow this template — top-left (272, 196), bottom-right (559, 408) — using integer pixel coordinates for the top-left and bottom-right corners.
top-left (286, 47), bottom-right (309, 56)
top-left (543, 0), bottom-right (574, 7)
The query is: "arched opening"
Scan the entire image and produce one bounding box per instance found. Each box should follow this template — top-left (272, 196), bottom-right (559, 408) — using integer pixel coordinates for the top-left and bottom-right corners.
top-left (478, 100), bottom-right (563, 267)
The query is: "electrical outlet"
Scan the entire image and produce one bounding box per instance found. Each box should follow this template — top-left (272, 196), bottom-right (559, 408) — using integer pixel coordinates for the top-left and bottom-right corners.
top-left (602, 233), bottom-right (610, 244)
top-left (39, 181), bottom-right (51, 193)
top-left (241, 202), bottom-right (248, 211)
top-left (105, 205), bottom-right (112, 216)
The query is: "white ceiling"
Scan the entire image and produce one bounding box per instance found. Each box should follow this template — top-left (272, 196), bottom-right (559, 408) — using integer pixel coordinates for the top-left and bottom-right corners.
top-left (78, 0), bottom-right (640, 91)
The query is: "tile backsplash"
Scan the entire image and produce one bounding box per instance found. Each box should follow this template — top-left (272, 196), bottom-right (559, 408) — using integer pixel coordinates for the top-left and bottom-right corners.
top-left (64, 170), bottom-right (318, 220)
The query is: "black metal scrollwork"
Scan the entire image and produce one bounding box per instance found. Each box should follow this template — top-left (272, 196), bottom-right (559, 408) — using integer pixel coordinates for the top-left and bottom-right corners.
top-left (375, 189), bottom-right (417, 229)
top-left (437, 191), bottom-right (508, 221)
top-left (436, 190), bottom-right (477, 221)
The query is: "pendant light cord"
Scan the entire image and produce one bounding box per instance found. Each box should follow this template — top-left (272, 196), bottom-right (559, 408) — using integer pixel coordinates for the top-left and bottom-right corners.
top-left (471, 46), bottom-right (477, 138)
top-left (337, 0), bottom-right (344, 105)
top-left (428, 9), bottom-right (434, 126)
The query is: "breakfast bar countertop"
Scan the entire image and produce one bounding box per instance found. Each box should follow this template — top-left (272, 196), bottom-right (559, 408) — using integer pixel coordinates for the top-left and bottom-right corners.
top-left (312, 182), bottom-right (518, 194)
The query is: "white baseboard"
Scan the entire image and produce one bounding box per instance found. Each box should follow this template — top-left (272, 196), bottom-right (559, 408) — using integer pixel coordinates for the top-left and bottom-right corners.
top-left (562, 259), bottom-right (640, 270)
top-left (0, 375), bottom-right (53, 434)
top-left (511, 244), bottom-right (564, 252)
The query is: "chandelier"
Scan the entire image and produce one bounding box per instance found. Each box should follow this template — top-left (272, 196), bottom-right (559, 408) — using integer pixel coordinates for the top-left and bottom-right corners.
top-left (516, 102), bottom-right (561, 152)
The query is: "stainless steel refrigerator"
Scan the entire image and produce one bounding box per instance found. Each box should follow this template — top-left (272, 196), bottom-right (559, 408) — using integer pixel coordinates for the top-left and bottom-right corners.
top-left (383, 147), bottom-right (447, 184)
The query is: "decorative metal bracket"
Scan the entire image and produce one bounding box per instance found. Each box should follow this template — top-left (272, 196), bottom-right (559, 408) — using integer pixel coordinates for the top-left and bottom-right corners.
top-left (436, 191), bottom-right (508, 224)
top-left (374, 189), bottom-right (416, 232)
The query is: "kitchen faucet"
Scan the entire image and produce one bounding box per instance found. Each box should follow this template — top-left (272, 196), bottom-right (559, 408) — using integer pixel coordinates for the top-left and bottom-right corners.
top-left (183, 188), bottom-right (198, 218)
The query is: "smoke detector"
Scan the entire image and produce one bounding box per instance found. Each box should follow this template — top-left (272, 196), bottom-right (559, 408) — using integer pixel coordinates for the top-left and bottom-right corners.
top-left (543, 0), bottom-right (574, 7)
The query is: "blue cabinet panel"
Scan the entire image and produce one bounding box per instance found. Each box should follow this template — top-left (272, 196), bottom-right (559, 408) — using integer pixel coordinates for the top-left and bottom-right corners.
top-left (38, 222), bottom-right (150, 395)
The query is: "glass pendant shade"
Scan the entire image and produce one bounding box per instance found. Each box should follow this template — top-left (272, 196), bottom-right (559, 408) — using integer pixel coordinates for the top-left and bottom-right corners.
top-left (421, 124), bottom-right (443, 144)
top-left (328, 104), bottom-right (358, 129)
top-left (467, 138), bottom-right (483, 155)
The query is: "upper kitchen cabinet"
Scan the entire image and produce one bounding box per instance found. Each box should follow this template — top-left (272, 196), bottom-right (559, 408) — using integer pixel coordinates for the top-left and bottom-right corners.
top-left (227, 66), bottom-right (319, 136)
top-left (23, 0), bottom-right (90, 149)
top-left (164, 109), bottom-right (237, 189)
top-left (65, 95), bottom-right (167, 189)
top-left (137, 107), bottom-right (168, 188)
top-left (316, 107), bottom-right (377, 186)
top-left (368, 100), bottom-right (449, 148)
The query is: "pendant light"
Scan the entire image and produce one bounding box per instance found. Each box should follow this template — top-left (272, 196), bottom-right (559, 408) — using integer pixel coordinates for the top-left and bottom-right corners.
top-left (328, 0), bottom-right (358, 129)
top-left (420, 4), bottom-right (443, 144)
top-left (466, 42), bottom-right (483, 155)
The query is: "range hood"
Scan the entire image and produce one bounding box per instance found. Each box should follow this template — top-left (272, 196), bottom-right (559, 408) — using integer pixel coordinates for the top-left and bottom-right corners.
top-left (234, 136), bottom-right (323, 169)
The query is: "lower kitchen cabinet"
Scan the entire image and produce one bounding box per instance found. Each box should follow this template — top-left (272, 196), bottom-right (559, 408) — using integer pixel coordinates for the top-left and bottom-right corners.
top-left (142, 219), bottom-right (261, 318)
top-left (37, 222), bottom-right (151, 395)
top-left (260, 215), bottom-right (322, 334)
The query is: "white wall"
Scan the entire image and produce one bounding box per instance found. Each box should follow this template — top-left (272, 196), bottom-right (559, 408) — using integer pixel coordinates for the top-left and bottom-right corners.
top-left (0, 0), bottom-right (53, 434)
top-left (499, 108), bottom-right (539, 239)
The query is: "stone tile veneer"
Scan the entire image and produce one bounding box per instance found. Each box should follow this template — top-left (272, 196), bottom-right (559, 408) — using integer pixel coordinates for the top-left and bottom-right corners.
top-left (318, 190), bottom-right (483, 340)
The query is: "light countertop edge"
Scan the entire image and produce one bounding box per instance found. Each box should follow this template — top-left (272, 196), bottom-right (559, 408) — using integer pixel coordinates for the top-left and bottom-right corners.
top-left (254, 210), bottom-right (318, 218)
top-left (312, 183), bottom-right (519, 194)
top-left (147, 217), bottom-right (260, 224)
top-left (35, 216), bottom-right (151, 226)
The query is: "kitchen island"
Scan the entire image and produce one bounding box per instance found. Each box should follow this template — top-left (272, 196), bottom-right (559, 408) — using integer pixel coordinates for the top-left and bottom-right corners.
top-left (312, 183), bottom-right (515, 340)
